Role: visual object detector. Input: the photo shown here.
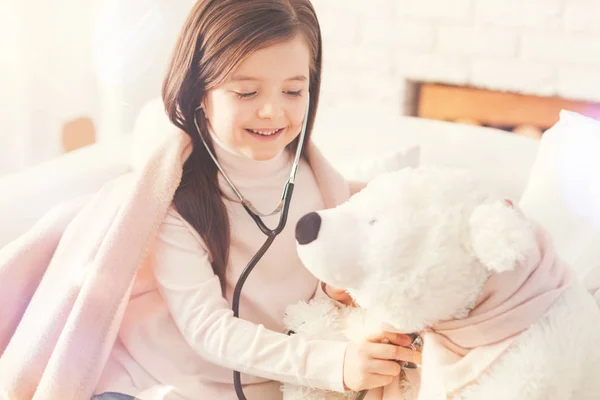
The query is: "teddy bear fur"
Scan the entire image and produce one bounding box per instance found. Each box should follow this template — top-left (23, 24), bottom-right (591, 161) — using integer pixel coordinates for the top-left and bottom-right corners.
top-left (282, 299), bottom-right (421, 400)
top-left (283, 166), bottom-right (600, 400)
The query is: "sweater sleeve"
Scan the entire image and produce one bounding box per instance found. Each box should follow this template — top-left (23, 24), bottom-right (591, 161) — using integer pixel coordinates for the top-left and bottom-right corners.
top-left (312, 281), bottom-right (332, 302)
top-left (348, 181), bottom-right (368, 196)
top-left (151, 209), bottom-right (348, 392)
top-left (312, 281), bottom-right (352, 309)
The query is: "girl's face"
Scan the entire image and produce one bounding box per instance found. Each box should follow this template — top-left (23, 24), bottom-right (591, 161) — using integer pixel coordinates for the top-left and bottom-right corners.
top-left (202, 35), bottom-right (311, 161)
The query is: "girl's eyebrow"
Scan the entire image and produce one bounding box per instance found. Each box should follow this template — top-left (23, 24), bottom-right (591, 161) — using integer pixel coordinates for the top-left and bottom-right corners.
top-left (229, 75), bottom-right (308, 82)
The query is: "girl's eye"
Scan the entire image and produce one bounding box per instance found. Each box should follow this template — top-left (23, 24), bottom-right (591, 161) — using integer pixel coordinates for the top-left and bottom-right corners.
top-left (235, 91), bottom-right (257, 99)
top-left (285, 90), bottom-right (303, 97)
top-left (369, 219), bottom-right (378, 226)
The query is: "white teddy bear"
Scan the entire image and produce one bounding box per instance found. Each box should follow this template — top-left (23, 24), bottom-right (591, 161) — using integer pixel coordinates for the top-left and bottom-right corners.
top-left (284, 167), bottom-right (600, 400)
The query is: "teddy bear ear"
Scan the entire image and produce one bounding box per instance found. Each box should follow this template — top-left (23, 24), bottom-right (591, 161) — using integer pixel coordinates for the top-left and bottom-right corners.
top-left (468, 200), bottom-right (538, 273)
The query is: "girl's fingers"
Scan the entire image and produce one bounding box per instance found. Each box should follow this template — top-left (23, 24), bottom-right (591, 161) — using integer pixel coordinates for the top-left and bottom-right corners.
top-left (367, 359), bottom-right (402, 376)
top-left (366, 343), bottom-right (400, 360)
top-left (398, 347), bottom-right (422, 365)
top-left (367, 331), bottom-right (413, 347)
top-left (367, 342), bottom-right (422, 365)
top-left (362, 373), bottom-right (395, 390)
top-left (324, 285), bottom-right (356, 306)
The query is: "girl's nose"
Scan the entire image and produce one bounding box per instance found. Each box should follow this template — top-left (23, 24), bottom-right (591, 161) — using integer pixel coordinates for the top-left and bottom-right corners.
top-left (257, 102), bottom-right (284, 120)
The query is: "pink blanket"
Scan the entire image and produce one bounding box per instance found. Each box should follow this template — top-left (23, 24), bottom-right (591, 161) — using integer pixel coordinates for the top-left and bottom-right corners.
top-left (0, 121), bottom-right (350, 399)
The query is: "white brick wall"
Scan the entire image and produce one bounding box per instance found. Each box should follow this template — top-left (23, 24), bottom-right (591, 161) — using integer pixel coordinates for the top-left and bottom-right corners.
top-left (396, 53), bottom-right (470, 86)
top-left (522, 32), bottom-right (600, 66)
top-left (558, 66), bottom-right (600, 101)
top-left (471, 60), bottom-right (556, 96)
top-left (564, 1), bottom-right (600, 33)
top-left (312, 0), bottom-right (600, 114)
top-left (437, 27), bottom-right (519, 58)
top-left (395, 0), bottom-right (472, 23)
top-left (474, 0), bottom-right (564, 29)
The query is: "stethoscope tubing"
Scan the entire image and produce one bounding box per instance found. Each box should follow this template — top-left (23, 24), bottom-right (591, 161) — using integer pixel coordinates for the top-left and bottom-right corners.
top-left (192, 95), bottom-right (308, 400)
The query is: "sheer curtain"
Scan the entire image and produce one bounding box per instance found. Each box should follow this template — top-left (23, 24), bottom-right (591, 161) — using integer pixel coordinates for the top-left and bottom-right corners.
top-left (0, 0), bottom-right (191, 176)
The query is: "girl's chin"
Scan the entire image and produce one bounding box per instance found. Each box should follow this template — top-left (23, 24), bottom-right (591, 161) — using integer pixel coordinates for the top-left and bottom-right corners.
top-left (245, 147), bottom-right (285, 161)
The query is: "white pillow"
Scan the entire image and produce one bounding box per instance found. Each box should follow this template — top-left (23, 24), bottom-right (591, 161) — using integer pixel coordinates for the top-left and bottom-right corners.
top-left (519, 110), bottom-right (600, 292)
top-left (339, 145), bottom-right (420, 182)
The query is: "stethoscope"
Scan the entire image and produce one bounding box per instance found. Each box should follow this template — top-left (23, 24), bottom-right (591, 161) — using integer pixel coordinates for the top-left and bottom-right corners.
top-left (194, 95), bottom-right (310, 400)
top-left (193, 96), bottom-right (400, 400)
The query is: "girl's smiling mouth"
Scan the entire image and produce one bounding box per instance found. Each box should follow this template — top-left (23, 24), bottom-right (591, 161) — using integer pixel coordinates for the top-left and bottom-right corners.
top-left (245, 127), bottom-right (285, 139)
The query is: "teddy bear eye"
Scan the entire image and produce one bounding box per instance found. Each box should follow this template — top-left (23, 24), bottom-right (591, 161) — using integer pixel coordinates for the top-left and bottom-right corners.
top-left (369, 219), bottom-right (378, 226)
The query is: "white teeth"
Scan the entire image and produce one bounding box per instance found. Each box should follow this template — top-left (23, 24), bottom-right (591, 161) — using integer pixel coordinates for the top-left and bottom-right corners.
top-left (249, 128), bottom-right (281, 136)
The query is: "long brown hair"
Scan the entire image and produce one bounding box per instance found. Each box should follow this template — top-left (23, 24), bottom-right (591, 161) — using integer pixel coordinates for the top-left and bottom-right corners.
top-left (161, 0), bottom-right (323, 291)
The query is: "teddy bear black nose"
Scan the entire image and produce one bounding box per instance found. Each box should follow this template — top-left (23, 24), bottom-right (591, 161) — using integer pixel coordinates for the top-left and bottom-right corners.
top-left (295, 212), bottom-right (322, 245)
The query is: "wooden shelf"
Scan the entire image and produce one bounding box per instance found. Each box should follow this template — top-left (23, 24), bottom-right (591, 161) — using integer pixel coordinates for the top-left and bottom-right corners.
top-left (417, 83), bottom-right (600, 131)
top-left (61, 117), bottom-right (96, 152)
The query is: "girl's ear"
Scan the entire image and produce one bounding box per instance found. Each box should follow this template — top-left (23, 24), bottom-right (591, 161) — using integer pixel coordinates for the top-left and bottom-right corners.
top-left (468, 200), bottom-right (538, 273)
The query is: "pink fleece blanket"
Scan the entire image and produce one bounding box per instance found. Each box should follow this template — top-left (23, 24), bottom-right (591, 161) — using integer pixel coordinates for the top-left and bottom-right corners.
top-left (0, 121), bottom-right (350, 400)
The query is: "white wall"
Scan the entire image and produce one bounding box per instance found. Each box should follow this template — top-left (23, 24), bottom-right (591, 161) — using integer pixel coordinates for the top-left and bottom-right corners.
top-left (312, 0), bottom-right (600, 114)
top-left (0, 0), bottom-right (30, 174)
top-left (2, 0), bottom-right (599, 175)
top-left (0, 0), bottom-right (192, 176)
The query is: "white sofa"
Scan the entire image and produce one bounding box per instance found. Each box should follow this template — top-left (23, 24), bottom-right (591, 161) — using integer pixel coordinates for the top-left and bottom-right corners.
top-left (0, 106), bottom-right (541, 249)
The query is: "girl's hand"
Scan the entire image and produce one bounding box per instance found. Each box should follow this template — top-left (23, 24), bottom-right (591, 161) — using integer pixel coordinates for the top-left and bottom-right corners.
top-left (323, 283), bottom-right (356, 306)
top-left (342, 332), bottom-right (421, 392)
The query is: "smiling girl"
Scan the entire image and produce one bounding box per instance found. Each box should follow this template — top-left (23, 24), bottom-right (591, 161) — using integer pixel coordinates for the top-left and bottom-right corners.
top-left (92, 1), bottom-right (419, 399)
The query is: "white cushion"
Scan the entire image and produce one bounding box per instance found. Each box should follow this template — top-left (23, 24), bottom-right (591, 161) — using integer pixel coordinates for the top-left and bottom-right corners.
top-left (312, 106), bottom-right (539, 201)
top-left (519, 110), bottom-right (600, 290)
top-left (335, 145), bottom-right (420, 182)
top-left (0, 135), bottom-right (132, 248)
